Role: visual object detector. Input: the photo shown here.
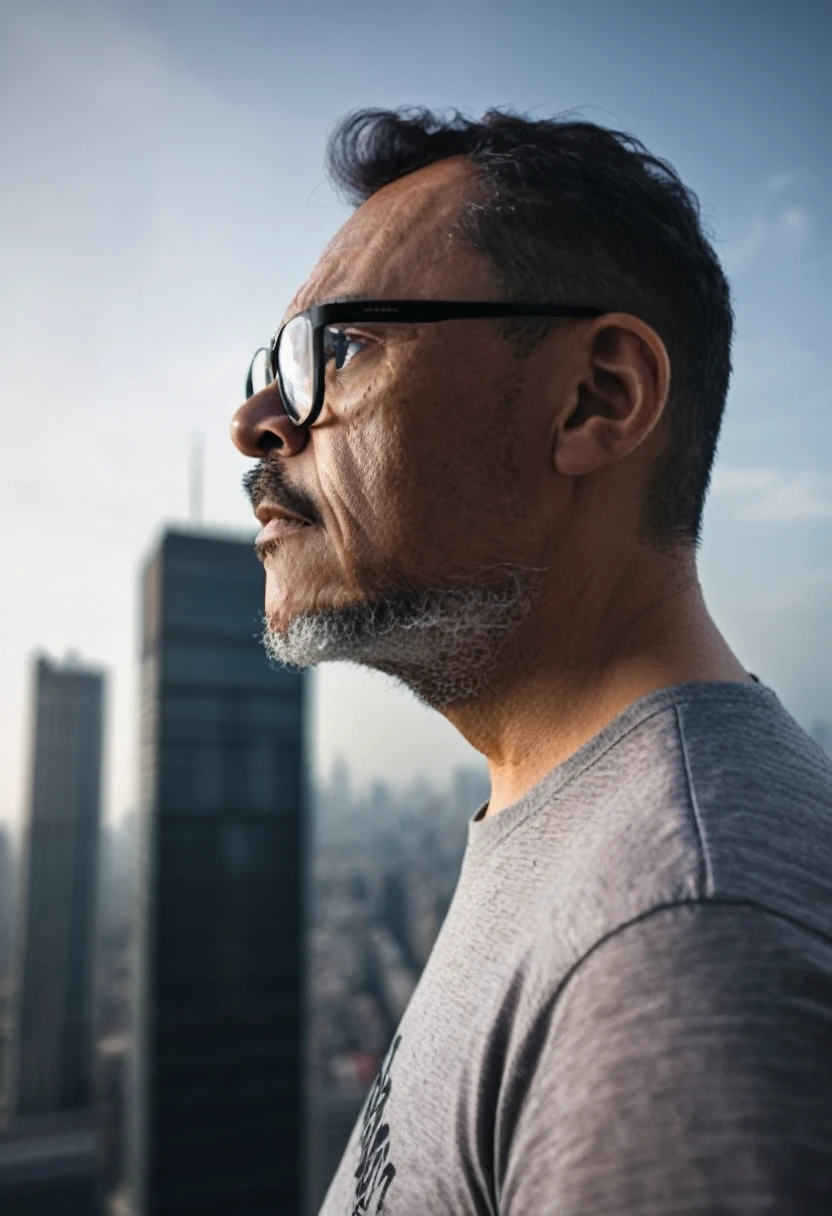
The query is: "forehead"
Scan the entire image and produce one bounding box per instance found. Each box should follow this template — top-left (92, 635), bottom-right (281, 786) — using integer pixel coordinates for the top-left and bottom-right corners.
top-left (287, 156), bottom-right (495, 316)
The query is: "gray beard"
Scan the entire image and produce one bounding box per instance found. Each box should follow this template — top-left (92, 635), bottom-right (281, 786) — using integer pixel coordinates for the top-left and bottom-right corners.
top-left (262, 566), bottom-right (543, 710)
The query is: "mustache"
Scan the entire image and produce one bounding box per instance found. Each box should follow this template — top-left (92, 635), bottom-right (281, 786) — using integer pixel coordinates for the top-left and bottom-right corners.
top-left (243, 459), bottom-right (323, 527)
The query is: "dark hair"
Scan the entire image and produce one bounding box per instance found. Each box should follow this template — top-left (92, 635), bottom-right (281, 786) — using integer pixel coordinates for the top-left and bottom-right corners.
top-left (326, 107), bottom-right (734, 550)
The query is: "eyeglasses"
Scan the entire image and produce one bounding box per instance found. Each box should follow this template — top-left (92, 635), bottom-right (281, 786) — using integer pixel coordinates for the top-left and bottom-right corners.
top-left (245, 300), bottom-right (605, 428)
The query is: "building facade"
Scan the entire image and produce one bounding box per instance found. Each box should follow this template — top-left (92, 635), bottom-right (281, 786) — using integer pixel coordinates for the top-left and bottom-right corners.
top-left (129, 530), bottom-right (308, 1216)
top-left (0, 1111), bottom-right (101, 1215)
top-left (0, 827), bottom-right (13, 983)
top-left (12, 655), bottom-right (105, 1119)
top-left (0, 827), bottom-right (14, 1119)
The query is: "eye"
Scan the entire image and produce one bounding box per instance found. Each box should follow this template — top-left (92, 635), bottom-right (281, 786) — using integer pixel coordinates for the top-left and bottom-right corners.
top-left (323, 327), bottom-right (368, 371)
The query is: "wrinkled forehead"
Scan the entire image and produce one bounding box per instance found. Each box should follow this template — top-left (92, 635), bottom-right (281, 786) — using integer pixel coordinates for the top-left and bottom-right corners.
top-left (285, 156), bottom-right (494, 318)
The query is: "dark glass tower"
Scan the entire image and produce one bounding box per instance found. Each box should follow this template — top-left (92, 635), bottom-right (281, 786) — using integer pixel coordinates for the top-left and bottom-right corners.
top-left (12, 655), bottom-right (105, 1118)
top-left (129, 530), bottom-right (308, 1216)
top-left (0, 826), bottom-right (13, 980)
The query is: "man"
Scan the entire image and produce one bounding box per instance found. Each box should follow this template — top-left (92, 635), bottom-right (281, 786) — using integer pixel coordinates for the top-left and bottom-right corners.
top-left (230, 109), bottom-right (832, 1213)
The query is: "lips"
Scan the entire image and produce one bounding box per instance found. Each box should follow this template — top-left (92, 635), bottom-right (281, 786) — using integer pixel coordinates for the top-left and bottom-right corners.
top-left (254, 502), bottom-right (315, 545)
top-left (257, 516), bottom-right (313, 543)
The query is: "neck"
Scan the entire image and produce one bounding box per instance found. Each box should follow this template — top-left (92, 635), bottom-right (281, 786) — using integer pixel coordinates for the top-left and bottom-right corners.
top-left (442, 550), bottom-right (752, 818)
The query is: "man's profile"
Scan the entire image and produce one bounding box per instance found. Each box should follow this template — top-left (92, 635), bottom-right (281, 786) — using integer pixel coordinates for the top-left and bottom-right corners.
top-left (230, 108), bottom-right (832, 1214)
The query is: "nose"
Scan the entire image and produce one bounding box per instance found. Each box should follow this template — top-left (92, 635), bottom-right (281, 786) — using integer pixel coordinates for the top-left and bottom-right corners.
top-left (230, 382), bottom-right (308, 457)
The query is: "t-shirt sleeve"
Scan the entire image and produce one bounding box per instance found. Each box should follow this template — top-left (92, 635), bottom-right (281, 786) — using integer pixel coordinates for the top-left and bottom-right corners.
top-left (497, 901), bottom-right (832, 1215)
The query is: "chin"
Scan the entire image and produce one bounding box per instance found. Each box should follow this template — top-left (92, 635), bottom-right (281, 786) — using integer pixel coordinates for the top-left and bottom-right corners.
top-left (264, 581), bottom-right (369, 635)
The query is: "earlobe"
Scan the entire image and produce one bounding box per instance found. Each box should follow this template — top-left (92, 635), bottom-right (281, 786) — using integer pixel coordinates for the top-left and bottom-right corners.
top-left (552, 413), bottom-right (623, 477)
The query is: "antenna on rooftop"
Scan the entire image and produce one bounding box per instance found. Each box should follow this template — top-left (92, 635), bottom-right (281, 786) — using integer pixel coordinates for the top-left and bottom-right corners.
top-left (189, 432), bottom-right (204, 527)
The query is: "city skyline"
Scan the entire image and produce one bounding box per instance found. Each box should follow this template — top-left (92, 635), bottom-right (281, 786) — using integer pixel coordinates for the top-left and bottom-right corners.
top-left (1, 0), bottom-right (830, 836)
top-left (0, 528), bottom-right (482, 1212)
top-left (12, 655), bottom-right (104, 1120)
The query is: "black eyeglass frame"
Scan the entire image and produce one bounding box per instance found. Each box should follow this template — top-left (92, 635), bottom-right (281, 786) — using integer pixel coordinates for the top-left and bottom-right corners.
top-left (246, 300), bottom-right (606, 428)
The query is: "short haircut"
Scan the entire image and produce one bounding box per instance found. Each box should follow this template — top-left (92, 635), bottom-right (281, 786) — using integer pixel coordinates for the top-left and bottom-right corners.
top-left (326, 108), bottom-right (734, 550)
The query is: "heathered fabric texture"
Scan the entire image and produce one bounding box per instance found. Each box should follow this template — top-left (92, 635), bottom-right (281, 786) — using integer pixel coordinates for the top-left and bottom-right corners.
top-left (319, 681), bottom-right (832, 1215)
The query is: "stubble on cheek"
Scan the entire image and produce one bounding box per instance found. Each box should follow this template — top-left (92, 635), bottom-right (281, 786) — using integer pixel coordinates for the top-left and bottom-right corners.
top-left (323, 355), bottom-right (437, 583)
top-left (346, 376), bottom-right (451, 588)
top-left (262, 406), bottom-right (410, 630)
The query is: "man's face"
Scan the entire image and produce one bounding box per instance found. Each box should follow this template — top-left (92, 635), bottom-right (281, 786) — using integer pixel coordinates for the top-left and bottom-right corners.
top-left (231, 157), bottom-right (571, 642)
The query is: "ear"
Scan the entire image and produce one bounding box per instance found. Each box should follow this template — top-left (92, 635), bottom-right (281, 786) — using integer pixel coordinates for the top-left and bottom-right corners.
top-left (553, 314), bottom-right (670, 477)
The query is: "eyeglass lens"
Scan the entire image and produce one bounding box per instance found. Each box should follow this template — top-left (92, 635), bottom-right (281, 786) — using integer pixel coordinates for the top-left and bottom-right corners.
top-left (278, 314), bottom-right (314, 424)
top-left (247, 348), bottom-right (274, 399)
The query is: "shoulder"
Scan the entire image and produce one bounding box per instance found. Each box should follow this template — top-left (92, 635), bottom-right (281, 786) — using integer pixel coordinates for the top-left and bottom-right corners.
top-left (550, 899), bottom-right (832, 1055)
top-left (498, 901), bottom-right (832, 1214)
top-left (542, 685), bottom-right (832, 951)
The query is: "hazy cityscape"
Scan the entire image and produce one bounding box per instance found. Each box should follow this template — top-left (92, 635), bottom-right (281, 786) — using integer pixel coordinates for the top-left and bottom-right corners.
top-left (0, 526), bottom-right (491, 1215)
top-left (1, 553), bottom-right (828, 1211)
top-left (0, 536), bottom-right (828, 1216)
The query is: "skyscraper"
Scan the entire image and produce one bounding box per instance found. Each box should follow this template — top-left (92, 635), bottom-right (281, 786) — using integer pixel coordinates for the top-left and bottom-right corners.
top-left (0, 826), bottom-right (13, 980)
top-left (129, 529), bottom-right (308, 1216)
top-left (12, 654), bottom-right (105, 1119)
top-left (0, 1112), bottom-right (101, 1214)
top-left (0, 825), bottom-right (13, 1121)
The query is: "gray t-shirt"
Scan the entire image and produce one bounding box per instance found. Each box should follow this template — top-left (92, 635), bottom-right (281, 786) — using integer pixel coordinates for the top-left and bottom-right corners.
top-left (319, 681), bottom-right (832, 1215)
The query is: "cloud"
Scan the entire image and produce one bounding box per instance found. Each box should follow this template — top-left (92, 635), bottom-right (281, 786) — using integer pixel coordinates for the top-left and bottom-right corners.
top-left (712, 467), bottom-right (780, 494)
top-left (779, 205), bottom-right (812, 244)
top-left (723, 183), bottom-right (813, 271)
top-left (710, 466), bottom-right (832, 521)
top-left (764, 170), bottom-right (799, 194)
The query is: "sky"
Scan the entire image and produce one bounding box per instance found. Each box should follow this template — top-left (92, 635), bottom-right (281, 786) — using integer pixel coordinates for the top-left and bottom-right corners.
top-left (1, 0), bottom-right (830, 834)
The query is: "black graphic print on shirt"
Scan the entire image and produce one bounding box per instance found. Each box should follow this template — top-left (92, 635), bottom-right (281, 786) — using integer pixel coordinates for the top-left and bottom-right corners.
top-left (351, 1034), bottom-right (401, 1215)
